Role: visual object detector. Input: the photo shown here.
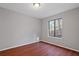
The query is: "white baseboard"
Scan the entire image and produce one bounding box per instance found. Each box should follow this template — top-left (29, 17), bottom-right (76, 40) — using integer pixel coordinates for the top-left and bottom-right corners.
top-left (40, 40), bottom-right (79, 52)
top-left (0, 41), bottom-right (39, 51)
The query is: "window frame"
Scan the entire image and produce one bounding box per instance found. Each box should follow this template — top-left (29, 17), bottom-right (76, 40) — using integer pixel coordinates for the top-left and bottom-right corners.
top-left (48, 18), bottom-right (63, 39)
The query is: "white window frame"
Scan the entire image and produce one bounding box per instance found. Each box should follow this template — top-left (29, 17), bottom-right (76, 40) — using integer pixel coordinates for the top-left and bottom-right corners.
top-left (48, 18), bottom-right (63, 39)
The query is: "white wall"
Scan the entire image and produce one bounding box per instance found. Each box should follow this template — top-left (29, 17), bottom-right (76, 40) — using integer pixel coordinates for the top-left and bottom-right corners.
top-left (41, 7), bottom-right (79, 51)
top-left (0, 7), bottom-right (41, 50)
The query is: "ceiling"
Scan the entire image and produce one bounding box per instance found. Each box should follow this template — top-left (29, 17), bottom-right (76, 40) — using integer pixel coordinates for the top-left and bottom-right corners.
top-left (0, 3), bottom-right (79, 19)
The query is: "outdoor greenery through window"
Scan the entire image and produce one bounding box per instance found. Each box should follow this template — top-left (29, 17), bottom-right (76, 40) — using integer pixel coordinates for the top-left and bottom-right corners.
top-left (48, 18), bottom-right (63, 38)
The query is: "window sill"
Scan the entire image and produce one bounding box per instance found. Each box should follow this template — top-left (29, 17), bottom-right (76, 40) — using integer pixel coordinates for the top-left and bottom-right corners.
top-left (48, 36), bottom-right (64, 39)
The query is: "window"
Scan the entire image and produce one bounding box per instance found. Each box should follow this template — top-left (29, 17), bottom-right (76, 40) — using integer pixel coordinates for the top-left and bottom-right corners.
top-left (48, 18), bottom-right (63, 38)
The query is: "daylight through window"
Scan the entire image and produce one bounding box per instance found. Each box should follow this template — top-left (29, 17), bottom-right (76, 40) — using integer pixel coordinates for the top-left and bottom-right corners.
top-left (48, 18), bottom-right (63, 38)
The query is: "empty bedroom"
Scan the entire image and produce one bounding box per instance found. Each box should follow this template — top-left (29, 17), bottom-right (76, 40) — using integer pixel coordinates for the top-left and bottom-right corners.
top-left (0, 3), bottom-right (79, 56)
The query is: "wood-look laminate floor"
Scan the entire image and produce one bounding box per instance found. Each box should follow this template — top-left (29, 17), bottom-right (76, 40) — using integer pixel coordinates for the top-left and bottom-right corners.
top-left (0, 41), bottom-right (79, 56)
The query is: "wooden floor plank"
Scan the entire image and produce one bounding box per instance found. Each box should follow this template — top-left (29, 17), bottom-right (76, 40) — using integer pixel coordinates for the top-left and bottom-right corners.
top-left (0, 41), bottom-right (79, 56)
